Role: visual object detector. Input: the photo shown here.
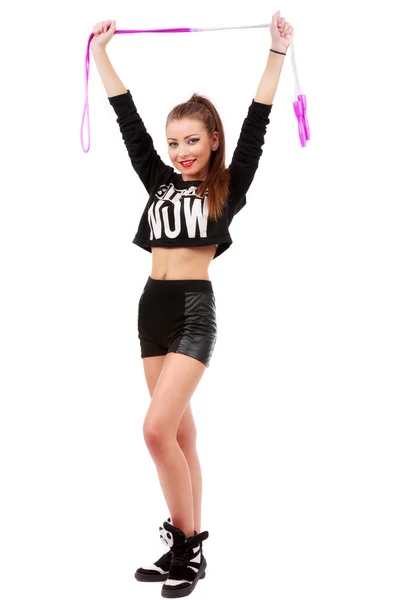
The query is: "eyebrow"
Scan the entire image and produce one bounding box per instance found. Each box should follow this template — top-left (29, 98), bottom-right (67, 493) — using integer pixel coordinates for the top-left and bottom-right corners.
top-left (167, 133), bottom-right (199, 141)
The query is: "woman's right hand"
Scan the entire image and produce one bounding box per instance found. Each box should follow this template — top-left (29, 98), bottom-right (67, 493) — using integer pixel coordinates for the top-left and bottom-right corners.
top-left (90, 20), bottom-right (116, 52)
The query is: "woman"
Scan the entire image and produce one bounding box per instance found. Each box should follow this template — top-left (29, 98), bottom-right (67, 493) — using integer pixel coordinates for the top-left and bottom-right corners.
top-left (91, 11), bottom-right (293, 598)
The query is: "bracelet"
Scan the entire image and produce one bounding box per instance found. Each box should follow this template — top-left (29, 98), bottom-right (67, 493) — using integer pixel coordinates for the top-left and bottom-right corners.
top-left (270, 48), bottom-right (286, 56)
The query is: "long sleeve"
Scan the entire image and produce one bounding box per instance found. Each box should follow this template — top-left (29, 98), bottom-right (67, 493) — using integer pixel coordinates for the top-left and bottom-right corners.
top-left (108, 90), bottom-right (172, 194)
top-left (227, 100), bottom-right (273, 214)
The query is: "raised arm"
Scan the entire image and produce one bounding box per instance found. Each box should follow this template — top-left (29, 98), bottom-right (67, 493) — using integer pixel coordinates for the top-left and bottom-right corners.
top-left (227, 48), bottom-right (286, 214)
top-left (91, 21), bottom-right (172, 193)
top-left (91, 45), bottom-right (127, 98)
top-left (255, 10), bottom-right (293, 104)
top-left (254, 49), bottom-right (286, 105)
top-left (227, 12), bottom-right (293, 213)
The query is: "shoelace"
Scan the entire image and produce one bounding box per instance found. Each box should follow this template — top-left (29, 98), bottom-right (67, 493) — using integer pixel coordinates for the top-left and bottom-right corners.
top-left (171, 553), bottom-right (191, 568)
top-left (171, 531), bottom-right (209, 568)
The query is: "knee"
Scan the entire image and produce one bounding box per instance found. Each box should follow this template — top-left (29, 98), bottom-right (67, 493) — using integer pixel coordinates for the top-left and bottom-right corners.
top-left (143, 420), bottom-right (172, 453)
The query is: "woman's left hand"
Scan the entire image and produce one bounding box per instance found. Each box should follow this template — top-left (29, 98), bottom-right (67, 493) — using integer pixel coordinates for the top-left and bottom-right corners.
top-left (270, 10), bottom-right (294, 53)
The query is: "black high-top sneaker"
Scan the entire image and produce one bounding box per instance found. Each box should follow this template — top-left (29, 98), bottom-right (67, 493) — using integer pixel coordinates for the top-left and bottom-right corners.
top-left (134, 518), bottom-right (207, 584)
top-left (134, 518), bottom-right (174, 582)
top-left (161, 520), bottom-right (209, 598)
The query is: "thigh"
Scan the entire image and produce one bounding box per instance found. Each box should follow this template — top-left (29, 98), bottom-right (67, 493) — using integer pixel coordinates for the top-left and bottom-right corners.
top-left (142, 356), bottom-right (196, 443)
top-left (143, 352), bottom-right (206, 437)
top-left (142, 356), bottom-right (166, 397)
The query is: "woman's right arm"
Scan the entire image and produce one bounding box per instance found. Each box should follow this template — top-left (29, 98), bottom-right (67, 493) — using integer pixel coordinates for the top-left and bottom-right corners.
top-left (90, 20), bottom-right (126, 97)
top-left (91, 47), bottom-right (127, 98)
top-left (90, 20), bottom-right (172, 193)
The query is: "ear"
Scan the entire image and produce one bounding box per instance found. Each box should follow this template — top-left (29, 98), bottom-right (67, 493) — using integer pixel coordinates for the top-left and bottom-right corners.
top-left (212, 132), bottom-right (219, 151)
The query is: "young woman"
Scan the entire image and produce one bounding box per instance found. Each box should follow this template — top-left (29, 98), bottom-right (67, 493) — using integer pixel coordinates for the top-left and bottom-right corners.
top-left (91, 11), bottom-right (293, 598)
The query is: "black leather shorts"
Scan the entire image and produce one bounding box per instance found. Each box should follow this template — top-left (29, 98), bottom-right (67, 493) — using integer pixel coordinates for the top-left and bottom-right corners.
top-left (137, 276), bottom-right (217, 368)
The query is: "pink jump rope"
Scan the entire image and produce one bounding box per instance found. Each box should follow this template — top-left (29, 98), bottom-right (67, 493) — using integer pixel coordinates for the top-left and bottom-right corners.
top-left (81, 24), bottom-right (310, 153)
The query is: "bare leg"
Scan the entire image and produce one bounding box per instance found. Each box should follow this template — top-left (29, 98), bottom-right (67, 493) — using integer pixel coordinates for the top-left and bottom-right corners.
top-left (177, 401), bottom-right (202, 534)
top-left (143, 353), bottom-right (207, 539)
top-left (143, 356), bottom-right (203, 536)
top-left (146, 438), bottom-right (195, 538)
top-left (179, 446), bottom-right (202, 534)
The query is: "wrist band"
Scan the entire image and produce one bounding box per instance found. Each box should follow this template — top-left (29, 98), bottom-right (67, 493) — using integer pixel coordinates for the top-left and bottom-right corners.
top-left (81, 23), bottom-right (310, 151)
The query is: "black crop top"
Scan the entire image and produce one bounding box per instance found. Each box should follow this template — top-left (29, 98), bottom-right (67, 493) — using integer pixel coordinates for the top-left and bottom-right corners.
top-left (108, 90), bottom-right (272, 259)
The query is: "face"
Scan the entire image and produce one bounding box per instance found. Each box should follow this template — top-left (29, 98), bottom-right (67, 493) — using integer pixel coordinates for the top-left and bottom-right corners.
top-left (166, 118), bottom-right (219, 182)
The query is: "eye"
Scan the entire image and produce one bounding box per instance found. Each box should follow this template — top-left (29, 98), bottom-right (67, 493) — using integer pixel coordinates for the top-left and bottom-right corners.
top-left (168, 138), bottom-right (199, 148)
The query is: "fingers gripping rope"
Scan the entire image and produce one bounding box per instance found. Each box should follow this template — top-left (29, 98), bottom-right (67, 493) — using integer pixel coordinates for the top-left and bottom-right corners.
top-left (80, 24), bottom-right (310, 153)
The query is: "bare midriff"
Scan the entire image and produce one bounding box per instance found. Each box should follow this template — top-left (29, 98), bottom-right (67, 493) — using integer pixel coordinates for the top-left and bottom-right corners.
top-left (149, 245), bottom-right (219, 281)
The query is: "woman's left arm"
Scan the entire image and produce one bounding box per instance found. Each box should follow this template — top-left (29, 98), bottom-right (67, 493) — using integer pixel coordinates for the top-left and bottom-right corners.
top-left (254, 10), bottom-right (294, 105)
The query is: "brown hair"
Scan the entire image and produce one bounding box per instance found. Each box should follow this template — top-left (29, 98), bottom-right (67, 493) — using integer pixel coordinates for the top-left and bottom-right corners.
top-left (166, 93), bottom-right (231, 222)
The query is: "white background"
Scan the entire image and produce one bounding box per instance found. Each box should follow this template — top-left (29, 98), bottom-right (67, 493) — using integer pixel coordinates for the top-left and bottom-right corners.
top-left (1, 1), bottom-right (399, 599)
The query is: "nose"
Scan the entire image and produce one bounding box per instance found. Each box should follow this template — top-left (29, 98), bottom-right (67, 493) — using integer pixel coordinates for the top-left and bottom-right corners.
top-left (177, 149), bottom-right (190, 157)
top-left (178, 150), bottom-right (194, 158)
top-left (175, 148), bottom-right (194, 160)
